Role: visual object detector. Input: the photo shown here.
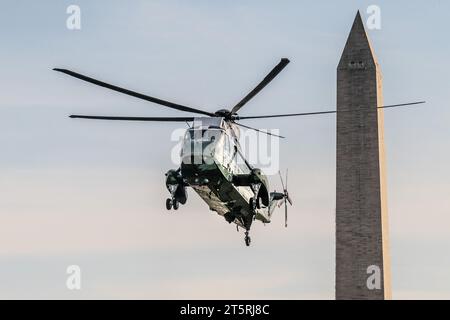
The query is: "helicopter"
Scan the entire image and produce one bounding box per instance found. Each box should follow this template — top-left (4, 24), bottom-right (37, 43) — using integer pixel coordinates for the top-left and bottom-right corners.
top-left (53, 58), bottom-right (424, 246)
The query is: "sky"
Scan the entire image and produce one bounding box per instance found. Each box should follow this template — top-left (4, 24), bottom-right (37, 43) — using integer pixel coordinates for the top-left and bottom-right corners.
top-left (0, 0), bottom-right (449, 299)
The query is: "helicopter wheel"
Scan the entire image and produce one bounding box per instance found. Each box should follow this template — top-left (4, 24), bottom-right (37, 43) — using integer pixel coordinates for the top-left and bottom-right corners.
top-left (166, 198), bottom-right (172, 210)
top-left (173, 200), bottom-right (179, 210)
top-left (244, 231), bottom-right (251, 246)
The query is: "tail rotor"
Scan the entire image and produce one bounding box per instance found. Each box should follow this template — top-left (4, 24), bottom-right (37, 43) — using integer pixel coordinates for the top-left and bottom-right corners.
top-left (278, 169), bottom-right (293, 227)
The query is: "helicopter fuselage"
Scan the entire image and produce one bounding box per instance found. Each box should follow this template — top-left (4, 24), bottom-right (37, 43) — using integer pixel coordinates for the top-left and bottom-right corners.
top-left (165, 117), bottom-right (282, 229)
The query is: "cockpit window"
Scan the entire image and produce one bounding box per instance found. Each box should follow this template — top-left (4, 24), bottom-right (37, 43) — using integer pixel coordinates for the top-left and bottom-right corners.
top-left (182, 128), bottom-right (223, 157)
top-left (186, 129), bottom-right (220, 141)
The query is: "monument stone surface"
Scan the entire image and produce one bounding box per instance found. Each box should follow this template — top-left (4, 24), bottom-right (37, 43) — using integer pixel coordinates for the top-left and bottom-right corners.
top-left (336, 11), bottom-right (391, 300)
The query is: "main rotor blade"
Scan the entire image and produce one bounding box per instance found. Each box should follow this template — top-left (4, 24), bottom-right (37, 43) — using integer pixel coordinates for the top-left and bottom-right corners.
top-left (233, 122), bottom-right (285, 139)
top-left (53, 68), bottom-right (216, 117)
top-left (230, 58), bottom-right (290, 114)
top-left (69, 115), bottom-right (195, 122)
top-left (236, 101), bottom-right (426, 120)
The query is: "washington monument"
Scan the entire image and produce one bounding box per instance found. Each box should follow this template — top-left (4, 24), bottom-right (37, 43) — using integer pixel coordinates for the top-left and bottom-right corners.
top-left (336, 12), bottom-right (391, 299)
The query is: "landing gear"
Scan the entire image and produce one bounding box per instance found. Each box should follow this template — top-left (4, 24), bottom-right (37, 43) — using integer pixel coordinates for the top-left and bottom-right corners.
top-left (244, 230), bottom-right (251, 247)
top-left (224, 210), bottom-right (253, 246)
top-left (250, 183), bottom-right (262, 211)
top-left (249, 196), bottom-right (262, 212)
top-left (166, 198), bottom-right (179, 211)
top-left (256, 197), bottom-right (261, 209)
top-left (166, 198), bottom-right (173, 210)
top-left (165, 174), bottom-right (184, 211)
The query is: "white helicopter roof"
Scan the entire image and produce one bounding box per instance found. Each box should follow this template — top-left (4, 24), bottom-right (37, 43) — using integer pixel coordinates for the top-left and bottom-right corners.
top-left (193, 117), bottom-right (224, 129)
top-left (192, 117), bottom-right (241, 141)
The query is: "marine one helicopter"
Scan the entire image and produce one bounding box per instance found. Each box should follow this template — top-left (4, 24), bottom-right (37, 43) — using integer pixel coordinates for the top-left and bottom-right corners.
top-left (54, 58), bottom-right (424, 246)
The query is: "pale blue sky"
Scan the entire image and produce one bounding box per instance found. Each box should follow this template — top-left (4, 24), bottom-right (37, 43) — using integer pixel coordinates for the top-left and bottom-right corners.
top-left (0, 0), bottom-right (449, 299)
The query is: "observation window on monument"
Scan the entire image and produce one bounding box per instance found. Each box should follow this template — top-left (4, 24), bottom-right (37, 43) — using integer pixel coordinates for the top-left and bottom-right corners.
top-left (349, 60), bottom-right (365, 69)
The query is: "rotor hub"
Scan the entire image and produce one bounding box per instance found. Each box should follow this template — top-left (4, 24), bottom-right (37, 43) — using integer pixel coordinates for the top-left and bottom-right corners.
top-left (214, 109), bottom-right (235, 119)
